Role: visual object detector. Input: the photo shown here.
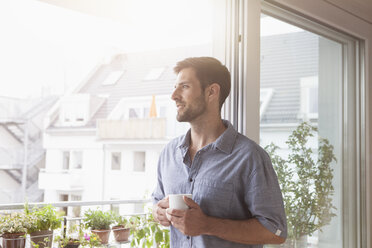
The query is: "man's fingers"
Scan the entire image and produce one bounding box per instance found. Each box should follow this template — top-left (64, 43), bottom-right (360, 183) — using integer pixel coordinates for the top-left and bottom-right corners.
top-left (167, 208), bottom-right (185, 217)
top-left (158, 197), bottom-right (169, 208)
top-left (184, 196), bottom-right (199, 208)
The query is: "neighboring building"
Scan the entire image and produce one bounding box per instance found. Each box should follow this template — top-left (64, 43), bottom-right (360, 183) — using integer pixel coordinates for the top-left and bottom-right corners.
top-left (260, 30), bottom-right (319, 151)
top-left (39, 45), bottom-right (211, 216)
top-left (0, 96), bottom-right (58, 203)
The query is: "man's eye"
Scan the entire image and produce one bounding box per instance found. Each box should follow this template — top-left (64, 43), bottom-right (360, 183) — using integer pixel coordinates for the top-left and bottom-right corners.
top-left (182, 85), bottom-right (188, 89)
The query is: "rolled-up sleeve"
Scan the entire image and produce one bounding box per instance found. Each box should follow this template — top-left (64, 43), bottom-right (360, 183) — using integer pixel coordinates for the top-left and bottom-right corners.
top-left (244, 150), bottom-right (287, 239)
top-left (151, 149), bottom-right (166, 204)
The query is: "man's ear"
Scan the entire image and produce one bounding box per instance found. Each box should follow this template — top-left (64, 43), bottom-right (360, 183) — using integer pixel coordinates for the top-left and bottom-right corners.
top-left (207, 83), bottom-right (220, 101)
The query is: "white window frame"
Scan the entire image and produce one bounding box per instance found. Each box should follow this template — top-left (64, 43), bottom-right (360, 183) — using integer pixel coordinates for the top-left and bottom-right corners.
top-left (236, 1), bottom-right (368, 247)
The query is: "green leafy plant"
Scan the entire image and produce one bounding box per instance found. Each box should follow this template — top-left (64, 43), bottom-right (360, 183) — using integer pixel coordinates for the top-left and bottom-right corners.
top-left (114, 214), bottom-right (130, 227)
top-left (265, 122), bottom-right (337, 243)
top-left (25, 204), bottom-right (63, 233)
top-left (130, 210), bottom-right (170, 248)
top-left (0, 212), bottom-right (32, 234)
top-left (83, 209), bottom-right (114, 230)
top-left (54, 223), bottom-right (102, 247)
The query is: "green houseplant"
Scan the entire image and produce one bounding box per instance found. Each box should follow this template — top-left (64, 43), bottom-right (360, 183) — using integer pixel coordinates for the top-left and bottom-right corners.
top-left (130, 210), bottom-right (170, 248)
top-left (0, 212), bottom-right (31, 248)
top-left (112, 214), bottom-right (131, 243)
top-left (54, 223), bottom-right (102, 248)
top-left (83, 209), bottom-right (114, 245)
top-left (265, 122), bottom-right (337, 247)
top-left (26, 204), bottom-right (63, 248)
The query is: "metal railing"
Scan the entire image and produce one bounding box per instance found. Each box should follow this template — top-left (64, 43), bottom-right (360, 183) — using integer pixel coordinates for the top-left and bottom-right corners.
top-left (0, 199), bottom-right (153, 248)
top-left (0, 199), bottom-right (151, 211)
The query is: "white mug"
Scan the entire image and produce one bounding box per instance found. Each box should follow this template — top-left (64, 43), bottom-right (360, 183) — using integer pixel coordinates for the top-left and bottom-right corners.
top-left (168, 194), bottom-right (192, 210)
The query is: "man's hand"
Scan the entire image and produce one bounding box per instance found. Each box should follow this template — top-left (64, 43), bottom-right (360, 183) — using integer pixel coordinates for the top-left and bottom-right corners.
top-left (153, 196), bottom-right (171, 227)
top-left (166, 196), bottom-right (209, 236)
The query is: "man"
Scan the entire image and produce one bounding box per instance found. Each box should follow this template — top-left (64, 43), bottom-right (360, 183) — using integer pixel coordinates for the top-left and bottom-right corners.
top-left (152, 57), bottom-right (287, 247)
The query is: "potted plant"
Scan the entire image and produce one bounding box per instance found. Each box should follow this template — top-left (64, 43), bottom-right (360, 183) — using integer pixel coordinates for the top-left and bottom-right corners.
top-left (265, 122), bottom-right (337, 247)
top-left (83, 209), bottom-right (114, 245)
top-left (0, 212), bottom-right (31, 248)
top-left (130, 209), bottom-right (169, 248)
top-left (26, 204), bottom-right (63, 248)
top-left (112, 214), bottom-right (131, 243)
top-left (54, 223), bottom-right (81, 248)
top-left (55, 223), bottom-right (102, 248)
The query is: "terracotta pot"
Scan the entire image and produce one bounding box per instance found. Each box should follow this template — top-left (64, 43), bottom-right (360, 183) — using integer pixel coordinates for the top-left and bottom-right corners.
top-left (1, 232), bottom-right (26, 248)
top-left (91, 229), bottom-right (111, 244)
top-left (30, 230), bottom-right (53, 248)
top-left (112, 225), bottom-right (130, 242)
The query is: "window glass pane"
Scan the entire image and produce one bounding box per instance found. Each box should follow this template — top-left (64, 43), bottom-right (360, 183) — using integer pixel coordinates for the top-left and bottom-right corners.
top-left (111, 152), bottom-right (121, 170)
top-left (133, 152), bottom-right (145, 172)
top-left (260, 14), bottom-right (342, 248)
top-left (63, 151), bottom-right (70, 170)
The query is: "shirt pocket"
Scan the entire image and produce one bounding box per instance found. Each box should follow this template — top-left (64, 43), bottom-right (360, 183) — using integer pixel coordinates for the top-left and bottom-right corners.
top-left (193, 178), bottom-right (234, 218)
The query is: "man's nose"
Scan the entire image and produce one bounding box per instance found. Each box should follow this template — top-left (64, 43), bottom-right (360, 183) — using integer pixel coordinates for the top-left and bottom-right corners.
top-left (171, 88), bottom-right (179, 101)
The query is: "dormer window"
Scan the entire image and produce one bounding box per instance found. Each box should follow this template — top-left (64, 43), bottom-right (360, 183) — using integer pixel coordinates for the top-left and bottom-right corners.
top-left (299, 76), bottom-right (318, 120)
top-left (260, 88), bottom-right (274, 119)
top-left (102, 70), bottom-right (124, 86)
top-left (144, 67), bottom-right (165, 81)
top-left (59, 94), bottom-right (90, 126)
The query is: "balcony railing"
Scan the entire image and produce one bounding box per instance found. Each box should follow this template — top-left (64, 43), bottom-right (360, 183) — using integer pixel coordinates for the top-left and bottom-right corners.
top-left (0, 199), bottom-right (152, 248)
top-left (96, 118), bottom-right (166, 139)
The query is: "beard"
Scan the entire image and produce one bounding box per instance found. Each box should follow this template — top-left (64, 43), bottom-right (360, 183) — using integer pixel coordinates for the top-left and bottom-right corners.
top-left (176, 94), bottom-right (207, 122)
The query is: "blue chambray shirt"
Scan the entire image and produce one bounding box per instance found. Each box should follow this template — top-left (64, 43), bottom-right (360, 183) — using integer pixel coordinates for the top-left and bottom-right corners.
top-left (152, 120), bottom-right (287, 248)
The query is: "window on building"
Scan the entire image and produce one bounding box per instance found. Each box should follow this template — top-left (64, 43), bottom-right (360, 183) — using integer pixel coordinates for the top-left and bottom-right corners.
top-left (133, 151), bottom-right (145, 172)
top-left (260, 88), bottom-right (274, 119)
top-left (143, 67), bottom-right (165, 81)
top-left (62, 151), bottom-right (70, 170)
top-left (300, 76), bottom-right (319, 120)
top-left (159, 106), bottom-right (167, 118)
top-left (102, 71), bottom-right (124, 86)
top-left (128, 108), bottom-right (140, 118)
top-left (71, 151), bottom-right (83, 169)
top-left (71, 195), bottom-right (82, 217)
top-left (59, 194), bottom-right (69, 215)
top-left (111, 152), bottom-right (121, 170)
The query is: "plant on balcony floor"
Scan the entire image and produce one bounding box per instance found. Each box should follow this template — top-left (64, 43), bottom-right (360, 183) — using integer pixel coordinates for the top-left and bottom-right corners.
top-left (265, 122), bottom-right (337, 248)
top-left (112, 214), bottom-right (131, 243)
top-left (83, 209), bottom-right (114, 245)
top-left (0, 212), bottom-right (31, 248)
top-left (25, 204), bottom-right (63, 248)
top-left (55, 223), bottom-right (102, 248)
top-left (130, 209), bottom-right (170, 248)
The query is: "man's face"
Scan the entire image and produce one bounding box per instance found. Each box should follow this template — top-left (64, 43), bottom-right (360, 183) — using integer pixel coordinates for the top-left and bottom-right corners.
top-left (171, 68), bottom-right (207, 122)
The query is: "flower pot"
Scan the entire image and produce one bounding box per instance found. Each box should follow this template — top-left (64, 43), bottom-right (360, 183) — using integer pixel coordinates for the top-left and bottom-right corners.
top-left (64, 242), bottom-right (80, 248)
top-left (1, 233), bottom-right (26, 248)
top-left (30, 230), bottom-right (53, 248)
top-left (91, 229), bottom-right (111, 244)
top-left (112, 225), bottom-right (130, 242)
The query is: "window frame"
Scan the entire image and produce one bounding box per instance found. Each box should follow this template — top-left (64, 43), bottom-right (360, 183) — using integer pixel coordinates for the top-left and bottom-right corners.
top-left (229, 1), bottom-right (366, 247)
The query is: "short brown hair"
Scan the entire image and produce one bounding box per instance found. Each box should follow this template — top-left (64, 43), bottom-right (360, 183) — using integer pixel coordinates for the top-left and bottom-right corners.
top-left (174, 57), bottom-right (231, 110)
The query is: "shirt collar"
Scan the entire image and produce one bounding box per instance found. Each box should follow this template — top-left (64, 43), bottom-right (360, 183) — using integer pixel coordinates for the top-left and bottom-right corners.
top-left (177, 119), bottom-right (237, 154)
top-left (213, 120), bottom-right (237, 154)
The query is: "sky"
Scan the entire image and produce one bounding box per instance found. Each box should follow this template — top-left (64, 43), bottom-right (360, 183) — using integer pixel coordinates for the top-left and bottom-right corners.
top-left (0, 0), bottom-right (302, 99)
top-left (0, 0), bottom-right (213, 99)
